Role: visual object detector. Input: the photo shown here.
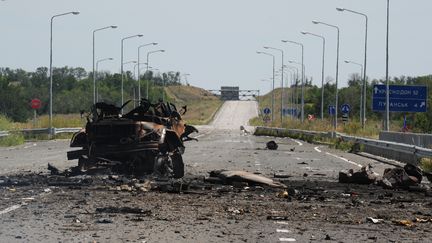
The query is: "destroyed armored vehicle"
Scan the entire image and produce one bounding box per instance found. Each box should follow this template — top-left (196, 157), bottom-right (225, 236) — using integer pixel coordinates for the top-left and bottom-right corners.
top-left (67, 99), bottom-right (198, 178)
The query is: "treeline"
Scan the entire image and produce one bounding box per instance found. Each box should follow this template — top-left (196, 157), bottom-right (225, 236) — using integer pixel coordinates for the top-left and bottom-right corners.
top-left (0, 67), bottom-right (183, 122)
top-left (297, 74), bottom-right (432, 132)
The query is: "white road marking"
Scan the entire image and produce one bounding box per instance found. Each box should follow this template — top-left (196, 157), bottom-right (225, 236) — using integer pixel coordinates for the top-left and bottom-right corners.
top-left (0, 204), bottom-right (22, 215)
top-left (291, 139), bottom-right (303, 146)
top-left (279, 238), bottom-right (296, 242)
top-left (325, 152), bottom-right (379, 176)
top-left (314, 146), bottom-right (321, 153)
top-left (274, 221), bottom-right (289, 225)
top-left (276, 229), bottom-right (291, 233)
top-left (0, 190), bottom-right (52, 216)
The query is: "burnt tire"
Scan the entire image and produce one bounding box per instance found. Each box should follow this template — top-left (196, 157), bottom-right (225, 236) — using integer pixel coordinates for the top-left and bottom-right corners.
top-left (171, 153), bottom-right (184, 178)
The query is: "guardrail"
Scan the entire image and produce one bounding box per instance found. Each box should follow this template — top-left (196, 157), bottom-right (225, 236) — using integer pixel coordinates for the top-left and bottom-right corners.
top-left (0, 131), bottom-right (9, 137)
top-left (0, 127), bottom-right (82, 137)
top-left (255, 126), bottom-right (432, 162)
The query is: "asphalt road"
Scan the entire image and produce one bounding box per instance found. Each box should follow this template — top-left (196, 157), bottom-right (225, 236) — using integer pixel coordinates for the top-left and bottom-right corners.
top-left (0, 101), bottom-right (430, 242)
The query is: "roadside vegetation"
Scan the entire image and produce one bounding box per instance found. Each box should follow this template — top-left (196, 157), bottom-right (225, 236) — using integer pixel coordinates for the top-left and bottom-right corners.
top-left (0, 67), bottom-right (221, 145)
top-left (252, 74), bottom-right (432, 137)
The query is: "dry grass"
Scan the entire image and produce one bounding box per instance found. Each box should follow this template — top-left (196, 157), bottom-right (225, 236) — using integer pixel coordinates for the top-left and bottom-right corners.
top-left (252, 88), bottom-right (399, 138)
top-left (13, 114), bottom-right (86, 129)
top-left (166, 86), bottom-right (222, 125)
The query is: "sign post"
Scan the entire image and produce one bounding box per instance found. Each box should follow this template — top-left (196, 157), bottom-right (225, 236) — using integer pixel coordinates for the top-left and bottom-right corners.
top-left (30, 98), bottom-right (42, 128)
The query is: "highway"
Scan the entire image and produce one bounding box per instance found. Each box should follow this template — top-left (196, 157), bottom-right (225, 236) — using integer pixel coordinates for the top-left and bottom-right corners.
top-left (0, 101), bottom-right (430, 242)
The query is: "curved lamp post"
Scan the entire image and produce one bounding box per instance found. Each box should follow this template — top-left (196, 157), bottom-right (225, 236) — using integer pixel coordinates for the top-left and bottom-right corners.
top-left (49, 11), bottom-right (80, 136)
top-left (301, 31), bottom-right (326, 120)
top-left (92, 25), bottom-right (117, 104)
top-left (138, 42), bottom-right (157, 100)
top-left (312, 20), bottom-right (340, 130)
top-left (146, 49), bottom-right (165, 100)
top-left (95, 57), bottom-right (114, 102)
top-left (121, 34), bottom-right (143, 106)
top-left (257, 51), bottom-right (275, 122)
top-left (337, 7), bottom-right (368, 128)
top-left (281, 40), bottom-right (305, 122)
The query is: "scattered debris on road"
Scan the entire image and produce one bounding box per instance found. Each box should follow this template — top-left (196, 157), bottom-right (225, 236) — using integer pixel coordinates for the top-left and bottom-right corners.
top-left (266, 141), bottom-right (278, 150)
top-left (208, 170), bottom-right (287, 188)
top-left (338, 164), bottom-right (377, 185)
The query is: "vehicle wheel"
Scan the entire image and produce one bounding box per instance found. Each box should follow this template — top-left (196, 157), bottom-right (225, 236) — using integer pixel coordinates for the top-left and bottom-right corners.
top-left (171, 153), bottom-right (184, 178)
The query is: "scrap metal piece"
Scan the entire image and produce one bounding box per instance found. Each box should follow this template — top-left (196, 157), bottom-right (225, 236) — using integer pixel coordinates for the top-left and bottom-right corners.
top-left (209, 170), bottom-right (287, 188)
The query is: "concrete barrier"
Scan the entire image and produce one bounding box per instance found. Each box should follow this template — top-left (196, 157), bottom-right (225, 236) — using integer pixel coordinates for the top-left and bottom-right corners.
top-left (380, 131), bottom-right (432, 149)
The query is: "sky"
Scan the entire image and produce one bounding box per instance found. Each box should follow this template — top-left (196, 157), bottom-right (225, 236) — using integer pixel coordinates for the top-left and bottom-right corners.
top-left (1, 0), bottom-right (431, 94)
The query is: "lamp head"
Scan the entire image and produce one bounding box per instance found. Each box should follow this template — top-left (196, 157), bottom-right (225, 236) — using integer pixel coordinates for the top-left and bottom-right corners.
top-left (301, 31), bottom-right (308, 35)
top-left (281, 40), bottom-right (287, 43)
top-left (160, 50), bottom-right (165, 52)
top-left (312, 20), bottom-right (320, 24)
top-left (344, 60), bottom-right (350, 63)
top-left (72, 11), bottom-right (80, 15)
top-left (138, 34), bottom-right (143, 37)
top-left (109, 58), bottom-right (114, 60)
top-left (152, 42), bottom-right (158, 45)
top-left (336, 7), bottom-right (345, 12)
top-left (263, 46), bottom-right (269, 49)
top-left (111, 25), bottom-right (118, 29)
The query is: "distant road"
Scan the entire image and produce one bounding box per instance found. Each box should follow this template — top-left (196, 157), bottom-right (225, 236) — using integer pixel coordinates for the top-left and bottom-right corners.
top-left (210, 100), bottom-right (258, 130)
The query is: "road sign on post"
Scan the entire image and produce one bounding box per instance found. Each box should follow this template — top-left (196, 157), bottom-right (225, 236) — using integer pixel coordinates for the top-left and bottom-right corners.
top-left (372, 85), bottom-right (427, 112)
top-left (328, 105), bottom-right (336, 116)
top-left (30, 98), bottom-right (42, 110)
top-left (263, 107), bottom-right (271, 115)
top-left (341, 104), bottom-right (351, 114)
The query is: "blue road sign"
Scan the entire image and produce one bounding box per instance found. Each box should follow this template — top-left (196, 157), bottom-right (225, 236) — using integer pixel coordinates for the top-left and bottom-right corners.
top-left (341, 104), bottom-right (351, 114)
top-left (263, 107), bottom-right (271, 115)
top-left (328, 105), bottom-right (336, 115)
top-left (372, 85), bottom-right (427, 112)
top-left (282, 108), bottom-right (297, 116)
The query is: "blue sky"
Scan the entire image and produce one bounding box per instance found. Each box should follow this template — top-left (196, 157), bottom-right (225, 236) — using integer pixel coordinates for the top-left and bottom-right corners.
top-left (1, 0), bottom-right (431, 93)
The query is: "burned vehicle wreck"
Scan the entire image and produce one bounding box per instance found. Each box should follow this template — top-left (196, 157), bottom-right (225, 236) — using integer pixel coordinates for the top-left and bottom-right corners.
top-left (67, 99), bottom-right (198, 178)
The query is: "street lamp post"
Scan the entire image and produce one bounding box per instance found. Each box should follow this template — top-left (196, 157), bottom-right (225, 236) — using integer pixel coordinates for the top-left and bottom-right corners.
top-left (138, 42), bottom-right (158, 100)
top-left (344, 60), bottom-right (363, 122)
top-left (301, 31), bottom-right (326, 120)
top-left (288, 61), bottom-right (304, 121)
top-left (95, 57), bottom-right (114, 102)
top-left (257, 51), bottom-right (275, 122)
top-left (264, 46), bottom-right (284, 124)
top-left (285, 65), bottom-right (299, 119)
top-left (146, 49), bottom-right (165, 100)
top-left (385, 0), bottom-right (390, 131)
top-left (337, 7), bottom-right (368, 128)
top-left (281, 40), bottom-right (305, 122)
top-left (92, 25), bottom-right (117, 104)
top-left (121, 34), bottom-right (143, 107)
top-left (49, 11), bottom-right (79, 136)
top-left (312, 21), bottom-right (340, 130)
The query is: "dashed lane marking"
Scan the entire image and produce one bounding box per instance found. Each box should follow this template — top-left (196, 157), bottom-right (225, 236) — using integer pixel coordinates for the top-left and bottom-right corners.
top-left (276, 229), bottom-right (291, 233)
top-left (279, 238), bottom-right (296, 242)
top-left (314, 146), bottom-right (321, 153)
top-left (274, 221), bottom-right (289, 225)
top-left (291, 139), bottom-right (303, 146)
top-left (325, 152), bottom-right (380, 176)
top-left (0, 204), bottom-right (22, 215)
top-left (0, 190), bottom-right (52, 216)
top-left (325, 152), bottom-right (363, 168)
